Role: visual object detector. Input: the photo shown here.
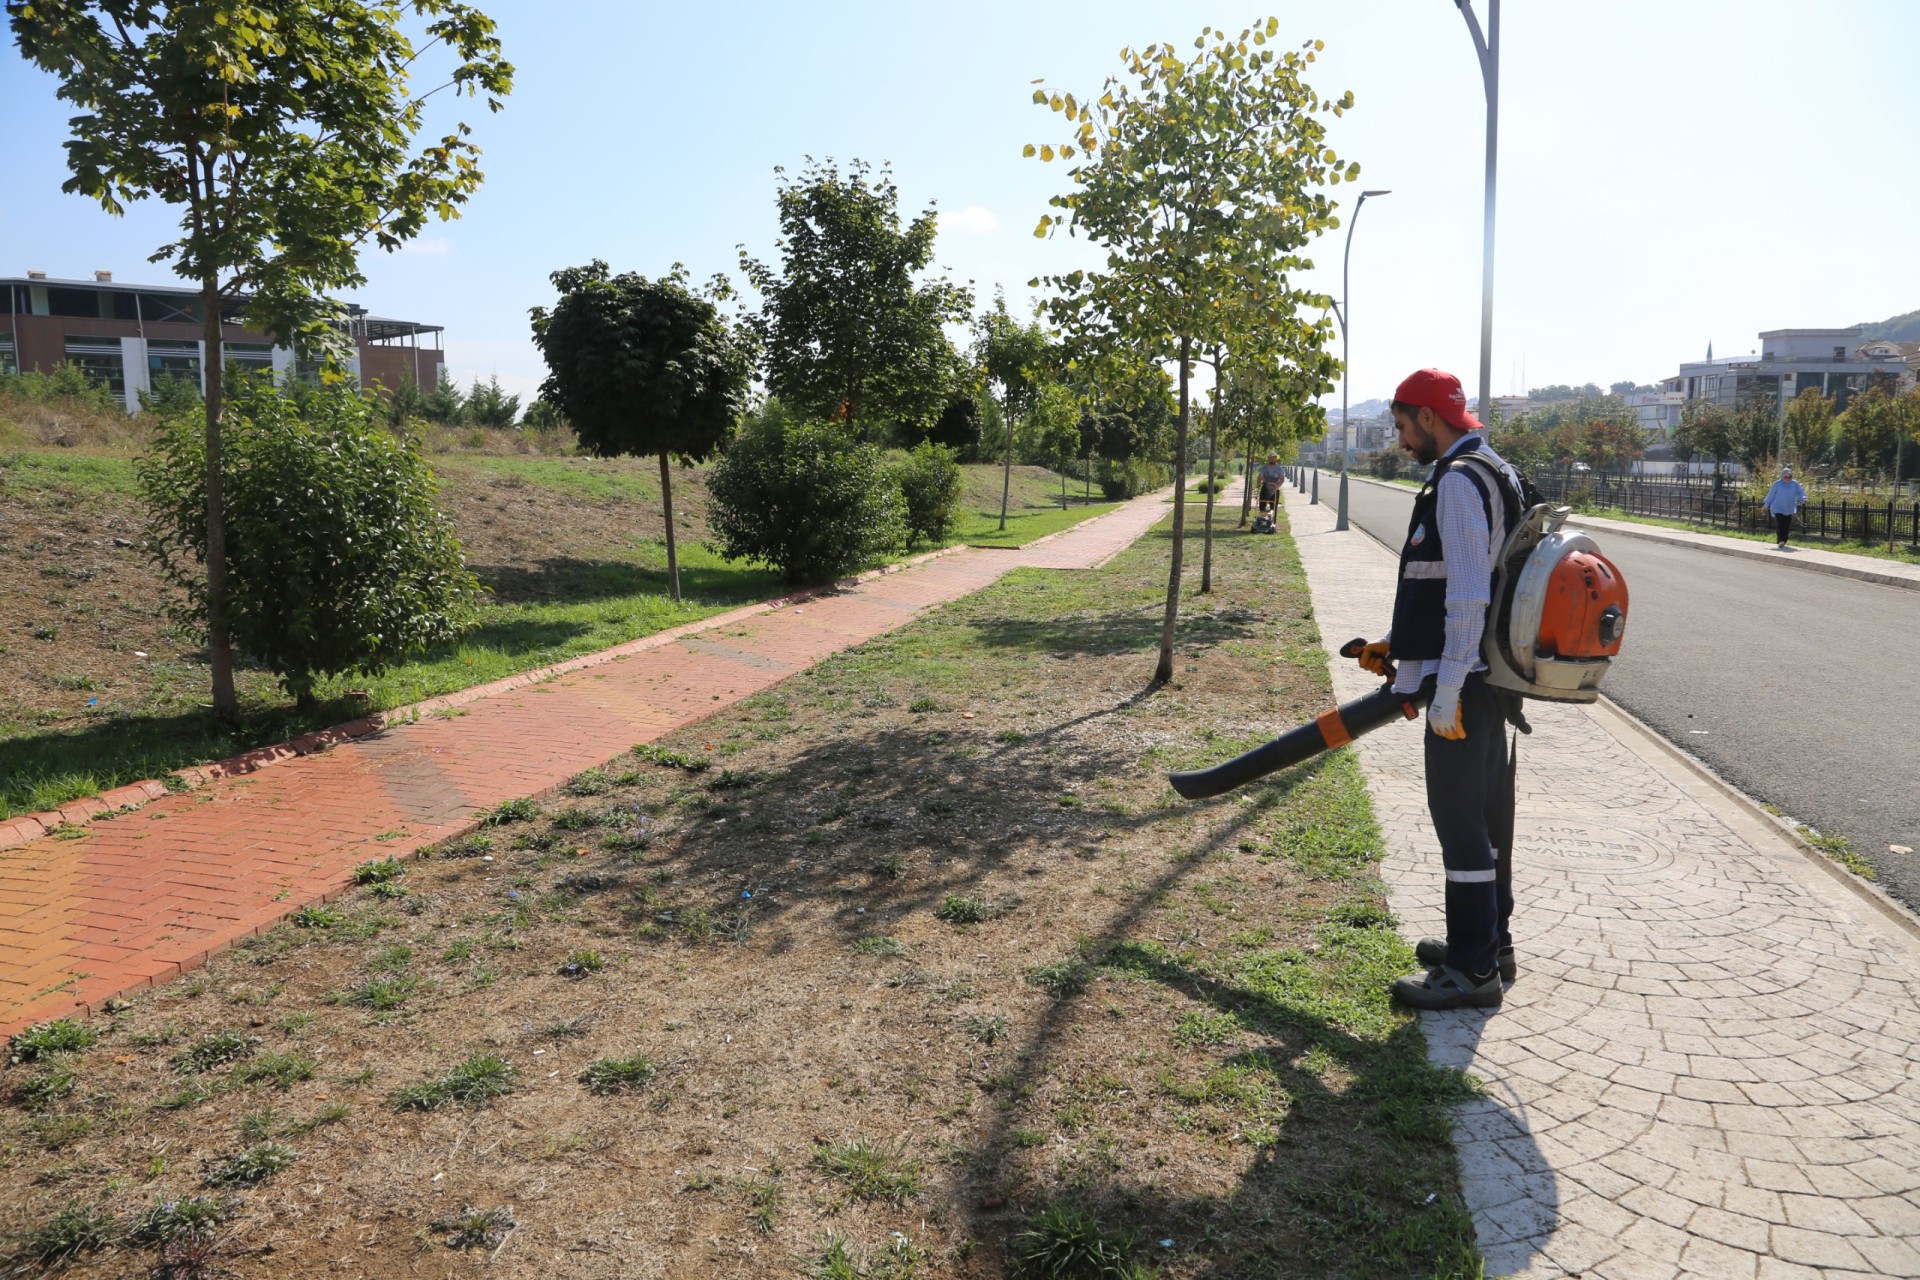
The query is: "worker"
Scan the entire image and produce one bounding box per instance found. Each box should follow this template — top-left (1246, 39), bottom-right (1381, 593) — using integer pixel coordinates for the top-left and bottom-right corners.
top-left (1353, 369), bottom-right (1525, 1010)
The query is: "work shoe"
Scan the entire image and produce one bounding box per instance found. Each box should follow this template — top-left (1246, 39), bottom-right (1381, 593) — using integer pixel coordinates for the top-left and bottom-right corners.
top-left (1414, 937), bottom-right (1517, 983)
top-left (1391, 964), bottom-right (1503, 1010)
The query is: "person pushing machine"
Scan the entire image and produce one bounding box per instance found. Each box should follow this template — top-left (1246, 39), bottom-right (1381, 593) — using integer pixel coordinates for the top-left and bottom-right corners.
top-left (1252, 452), bottom-right (1286, 534)
top-left (1353, 369), bottom-right (1527, 1010)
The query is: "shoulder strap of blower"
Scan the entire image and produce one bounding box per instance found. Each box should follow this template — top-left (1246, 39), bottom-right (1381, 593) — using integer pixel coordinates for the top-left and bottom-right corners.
top-left (1449, 449), bottom-right (1544, 733)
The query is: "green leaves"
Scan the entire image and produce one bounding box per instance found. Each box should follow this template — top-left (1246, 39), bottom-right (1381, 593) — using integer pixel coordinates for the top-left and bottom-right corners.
top-left (137, 383), bottom-right (482, 705)
top-left (737, 158), bottom-right (972, 439)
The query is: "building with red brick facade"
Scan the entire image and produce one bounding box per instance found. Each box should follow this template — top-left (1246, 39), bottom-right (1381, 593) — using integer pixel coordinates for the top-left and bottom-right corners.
top-left (1, 270), bottom-right (443, 413)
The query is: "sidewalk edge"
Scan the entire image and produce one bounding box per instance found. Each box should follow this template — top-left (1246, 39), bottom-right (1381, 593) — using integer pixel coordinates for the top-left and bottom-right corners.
top-left (1589, 695), bottom-right (1920, 947)
top-left (1342, 473), bottom-right (1920, 593)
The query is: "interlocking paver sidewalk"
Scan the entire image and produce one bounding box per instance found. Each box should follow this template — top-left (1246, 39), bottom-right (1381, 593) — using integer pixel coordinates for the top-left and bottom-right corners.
top-left (0, 491), bottom-right (1172, 1035)
top-left (1283, 484), bottom-right (1920, 1279)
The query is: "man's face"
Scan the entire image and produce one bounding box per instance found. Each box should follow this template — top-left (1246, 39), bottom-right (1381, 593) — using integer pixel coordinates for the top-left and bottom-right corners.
top-left (1394, 407), bottom-right (1442, 465)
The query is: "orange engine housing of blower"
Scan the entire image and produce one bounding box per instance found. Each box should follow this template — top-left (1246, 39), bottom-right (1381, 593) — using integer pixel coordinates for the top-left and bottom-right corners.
top-left (1536, 550), bottom-right (1628, 660)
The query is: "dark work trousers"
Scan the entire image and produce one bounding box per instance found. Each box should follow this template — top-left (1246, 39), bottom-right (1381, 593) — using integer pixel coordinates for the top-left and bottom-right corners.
top-left (1774, 512), bottom-right (1792, 545)
top-left (1422, 672), bottom-right (1515, 980)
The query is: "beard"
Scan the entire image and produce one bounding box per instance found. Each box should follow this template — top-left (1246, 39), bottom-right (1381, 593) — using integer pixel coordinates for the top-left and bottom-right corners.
top-left (1401, 424), bottom-right (1441, 465)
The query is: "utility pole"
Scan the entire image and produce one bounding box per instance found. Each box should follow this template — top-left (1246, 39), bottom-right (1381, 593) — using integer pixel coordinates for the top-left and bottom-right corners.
top-left (1455, 0), bottom-right (1499, 427)
top-left (1331, 189), bottom-right (1392, 532)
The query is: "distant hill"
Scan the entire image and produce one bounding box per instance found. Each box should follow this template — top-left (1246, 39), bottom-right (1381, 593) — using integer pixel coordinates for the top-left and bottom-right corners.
top-left (1856, 308), bottom-right (1920, 343)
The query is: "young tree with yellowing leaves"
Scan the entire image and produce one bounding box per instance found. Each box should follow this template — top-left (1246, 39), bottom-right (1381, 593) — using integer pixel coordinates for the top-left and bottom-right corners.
top-left (1026, 19), bottom-right (1355, 683)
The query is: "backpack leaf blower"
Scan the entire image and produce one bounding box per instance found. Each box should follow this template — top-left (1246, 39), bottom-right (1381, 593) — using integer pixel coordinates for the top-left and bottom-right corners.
top-left (1167, 496), bottom-right (1630, 800)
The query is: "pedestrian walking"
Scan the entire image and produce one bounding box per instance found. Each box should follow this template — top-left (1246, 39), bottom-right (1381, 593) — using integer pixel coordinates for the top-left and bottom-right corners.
top-left (1763, 467), bottom-right (1807, 549)
top-left (1352, 369), bottom-right (1525, 1010)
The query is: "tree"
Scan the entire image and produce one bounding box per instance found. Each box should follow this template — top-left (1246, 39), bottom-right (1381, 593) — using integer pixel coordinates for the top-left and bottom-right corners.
top-left (1834, 383), bottom-right (1905, 475)
top-left (530, 262), bottom-right (752, 602)
top-left (1574, 418), bottom-right (1647, 472)
top-left (139, 382), bottom-right (479, 708)
top-left (465, 375), bottom-right (520, 427)
top-left (926, 388), bottom-right (983, 458)
top-left (1029, 20), bottom-right (1350, 683)
top-left (1782, 387), bottom-right (1835, 468)
top-left (1027, 380), bottom-right (1083, 509)
top-left (740, 158), bottom-right (972, 442)
top-left (976, 296), bottom-right (1056, 529)
top-left (12, 0), bottom-right (511, 723)
top-left (1671, 400), bottom-right (1738, 473)
top-left (422, 370), bottom-right (467, 424)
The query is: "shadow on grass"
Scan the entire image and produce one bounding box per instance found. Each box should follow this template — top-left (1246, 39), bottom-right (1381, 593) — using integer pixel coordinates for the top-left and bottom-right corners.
top-left (627, 708), bottom-right (1532, 1277)
top-left (471, 557), bottom-right (784, 606)
top-left (965, 604), bottom-right (1261, 659)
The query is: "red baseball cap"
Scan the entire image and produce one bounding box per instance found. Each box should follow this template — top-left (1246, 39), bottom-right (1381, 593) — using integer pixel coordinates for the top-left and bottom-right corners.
top-left (1394, 368), bottom-right (1483, 432)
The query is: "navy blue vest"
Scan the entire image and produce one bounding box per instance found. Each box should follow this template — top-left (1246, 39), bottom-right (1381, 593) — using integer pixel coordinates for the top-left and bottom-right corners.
top-left (1388, 437), bottom-right (1517, 661)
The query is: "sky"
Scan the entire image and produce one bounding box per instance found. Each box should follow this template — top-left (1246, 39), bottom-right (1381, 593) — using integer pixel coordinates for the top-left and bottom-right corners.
top-left (5, 1), bottom-right (1920, 416)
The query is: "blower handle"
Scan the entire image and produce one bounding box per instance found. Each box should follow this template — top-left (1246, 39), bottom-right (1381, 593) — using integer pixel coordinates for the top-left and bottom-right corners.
top-left (1338, 636), bottom-right (1396, 683)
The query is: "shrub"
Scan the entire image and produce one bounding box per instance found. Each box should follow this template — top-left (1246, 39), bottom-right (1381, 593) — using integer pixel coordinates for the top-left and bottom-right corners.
top-left (891, 440), bottom-right (964, 548)
top-left (1097, 456), bottom-right (1167, 500)
top-left (137, 381), bottom-right (482, 707)
top-left (706, 416), bottom-right (906, 583)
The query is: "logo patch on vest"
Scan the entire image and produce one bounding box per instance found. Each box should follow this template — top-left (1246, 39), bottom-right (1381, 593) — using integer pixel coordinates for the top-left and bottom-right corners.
top-left (1410, 523), bottom-right (1427, 547)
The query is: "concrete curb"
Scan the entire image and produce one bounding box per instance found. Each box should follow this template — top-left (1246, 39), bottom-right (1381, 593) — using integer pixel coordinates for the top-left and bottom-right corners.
top-left (1343, 472), bottom-right (1920, 594)
top-left (0, 545), bottom-right (970, 855)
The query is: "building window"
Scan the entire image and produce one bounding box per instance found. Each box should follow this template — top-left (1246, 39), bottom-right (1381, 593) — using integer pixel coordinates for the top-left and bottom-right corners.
top-left (47, 287), bottom-right (107, 319)
top-left (64, 338), bottom-right (126, 396)
top-left (0, 332), bottom-right (15, 376)
top-left (225, 341), bottom-right (274, 384)
top-left (137, 292), bottom-right (201, 325)
top-left (1834, 346), bottom-right (1846, 360)
top-left (147, 338), bottom-right (202, 393)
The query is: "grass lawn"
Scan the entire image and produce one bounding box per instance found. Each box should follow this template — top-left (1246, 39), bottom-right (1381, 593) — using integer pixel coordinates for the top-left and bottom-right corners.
top-left (0, 504), bottom-right (1483, 1279)
top-left (0, 450), bottom-right (1121, 818)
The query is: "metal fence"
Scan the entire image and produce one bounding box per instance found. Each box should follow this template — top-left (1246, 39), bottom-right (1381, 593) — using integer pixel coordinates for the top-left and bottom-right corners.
top-left (1528, 469), bottom-right (1920, 549)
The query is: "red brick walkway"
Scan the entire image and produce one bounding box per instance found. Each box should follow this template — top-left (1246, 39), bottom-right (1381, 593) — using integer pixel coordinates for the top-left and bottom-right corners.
top-left (0, 492), bottom-right (1175, 1033)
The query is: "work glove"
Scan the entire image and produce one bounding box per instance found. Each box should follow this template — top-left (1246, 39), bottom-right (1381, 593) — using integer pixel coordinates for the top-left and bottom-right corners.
top-left (1355, 640), bottom-right (1392, 678)
top-left (1428, 684), bottom-right (1467, 740)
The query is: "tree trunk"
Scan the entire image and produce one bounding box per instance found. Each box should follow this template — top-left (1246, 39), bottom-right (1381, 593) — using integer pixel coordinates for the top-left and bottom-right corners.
top-left (1239, 446), bottom-right (1255, 527)
top-left (1155, 338), bottom-right (1192, 685)
top-left (999, 405), bottom-right (1015, 531)
top-left (1060, 464), bottom-right (1067, 511)
top-left (1084, 456), bottom-right (1091, 504)
top-left (201, 280), bottom-right (238, 725)
top-left (1200, 404), bottom-right (1221, 593)
top-left (659, 450), bottom-right (681, 603)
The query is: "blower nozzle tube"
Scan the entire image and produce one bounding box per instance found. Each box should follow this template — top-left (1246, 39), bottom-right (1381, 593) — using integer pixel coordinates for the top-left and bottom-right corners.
top-left (1167, 683), bottom-right (1425, 800)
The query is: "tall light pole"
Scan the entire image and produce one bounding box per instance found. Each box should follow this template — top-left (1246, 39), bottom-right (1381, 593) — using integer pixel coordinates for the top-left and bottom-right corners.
top-left (1456, 0), bottom-right (1499, 427)
top-left (1331, 189), bottom-right (1392, 532)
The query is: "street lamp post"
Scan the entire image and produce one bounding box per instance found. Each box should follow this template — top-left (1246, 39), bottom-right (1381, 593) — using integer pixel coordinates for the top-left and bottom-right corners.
top-left (1455, 0), bottom-right (1499, 429)
top-left (1331, 189), bottom-right (1392, 532)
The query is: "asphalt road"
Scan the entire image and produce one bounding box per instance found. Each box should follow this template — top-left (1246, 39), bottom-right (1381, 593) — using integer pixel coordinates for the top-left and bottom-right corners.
top-left (1329, 473), bottom-right (1920, 910)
